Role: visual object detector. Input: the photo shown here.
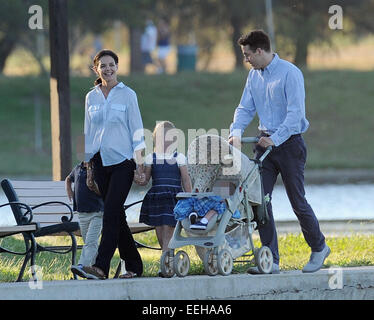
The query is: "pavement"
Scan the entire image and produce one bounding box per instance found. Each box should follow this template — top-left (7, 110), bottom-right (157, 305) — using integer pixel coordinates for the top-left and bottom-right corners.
top-left (276, 219), bottom-right (374, 235)
top-left (0, 266), bottom-right (373, 300)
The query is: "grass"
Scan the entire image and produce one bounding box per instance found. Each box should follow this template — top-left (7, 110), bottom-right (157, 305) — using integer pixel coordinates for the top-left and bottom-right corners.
top-left (0, 69), bottom-right (374, 177)
top-left (1, 231), bottom-right (373, 282)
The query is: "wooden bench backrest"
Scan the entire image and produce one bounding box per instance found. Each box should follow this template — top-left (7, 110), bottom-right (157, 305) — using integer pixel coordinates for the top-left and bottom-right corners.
top-left (3, 179), bottom-right (153, 235)
top-left (9, 180), bottom-right (78, 228)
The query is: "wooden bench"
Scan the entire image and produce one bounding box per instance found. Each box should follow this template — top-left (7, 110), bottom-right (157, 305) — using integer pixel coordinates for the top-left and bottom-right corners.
top-left (0, 179), bottom-right (156, 281)
top-left (0, 223), bottom-right (38, 281)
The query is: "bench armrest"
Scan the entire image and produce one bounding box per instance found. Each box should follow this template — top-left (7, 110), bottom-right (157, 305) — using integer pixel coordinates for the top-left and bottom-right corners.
top-left (31, 201), bottom-right (74, 222)
top-left (124, 200), bottom-right (143, 211)
top-left (0, 202), bottom-right (33, 224)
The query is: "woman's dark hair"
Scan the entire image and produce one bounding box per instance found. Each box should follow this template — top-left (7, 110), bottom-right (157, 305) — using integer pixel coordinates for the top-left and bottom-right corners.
top-left (92, 49), bottom-right (119, 85)
top-left (238, 30), bottom-right (271, 53)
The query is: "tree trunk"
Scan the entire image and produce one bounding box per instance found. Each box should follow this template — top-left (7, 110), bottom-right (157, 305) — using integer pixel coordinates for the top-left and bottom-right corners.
top-left (129, 26), bottom-right (143, 73)
top-left (230, 17), bottom-right (244, 69)
top-left (294, 33), bottom-right (309, 68)
top-left (0, 37), bottom-right (16, 73)
top-left (49, 0), bottom-right (72, 181)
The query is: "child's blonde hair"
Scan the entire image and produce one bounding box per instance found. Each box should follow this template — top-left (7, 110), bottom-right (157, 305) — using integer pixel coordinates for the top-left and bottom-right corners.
top-left (153, 121), bottom-right (176, 152)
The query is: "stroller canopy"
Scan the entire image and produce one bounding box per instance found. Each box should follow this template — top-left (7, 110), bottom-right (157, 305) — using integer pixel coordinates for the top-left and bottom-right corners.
top-left (187, 134), bottom-right (262, 204)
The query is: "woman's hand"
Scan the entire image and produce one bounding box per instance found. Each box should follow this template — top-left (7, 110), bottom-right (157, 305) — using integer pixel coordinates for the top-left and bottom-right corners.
top-left (134, 164), bottom-right (146, 185)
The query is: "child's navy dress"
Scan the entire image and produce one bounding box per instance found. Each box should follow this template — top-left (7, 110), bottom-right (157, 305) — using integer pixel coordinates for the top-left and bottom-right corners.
top-left (139, 153), bottom-right (183, 227)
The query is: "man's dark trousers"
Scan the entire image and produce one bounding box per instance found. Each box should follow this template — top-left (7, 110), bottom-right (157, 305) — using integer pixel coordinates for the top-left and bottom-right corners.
top-left (255, 134), bottom-right (326, 265)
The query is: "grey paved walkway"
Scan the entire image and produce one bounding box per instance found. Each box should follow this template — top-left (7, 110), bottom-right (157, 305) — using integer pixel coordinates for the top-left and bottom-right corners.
top-left (1, 266), bottom-right (373, 300)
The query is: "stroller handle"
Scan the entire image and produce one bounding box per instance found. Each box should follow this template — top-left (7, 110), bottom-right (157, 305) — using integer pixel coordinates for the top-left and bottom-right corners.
top-left (241, 136), bottom-right (272, 162)
top-left (241, 137), bottom-right (259, 144)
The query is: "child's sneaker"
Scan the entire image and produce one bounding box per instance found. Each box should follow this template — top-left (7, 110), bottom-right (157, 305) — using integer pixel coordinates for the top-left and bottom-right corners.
top-left (190, 221), bottom-right (208, 230)
top-left (189, 212), bottom-right (198, 225)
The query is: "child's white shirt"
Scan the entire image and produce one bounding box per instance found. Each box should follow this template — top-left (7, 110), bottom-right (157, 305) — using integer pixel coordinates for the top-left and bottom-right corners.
top-left (144, 152), bottom-right (187, 167)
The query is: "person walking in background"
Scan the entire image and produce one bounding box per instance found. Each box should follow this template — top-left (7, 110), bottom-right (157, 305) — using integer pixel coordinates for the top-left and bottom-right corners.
top-left (82, 49), bottom-right (146, 280)
top-left (65, 162), bottom-right (104, 279)
top-left (156, 18), bottom-right (171, 74)
top-left (229, 30), bottom-right (330, 274)
top-left (134, 121), bottom-right (192, 273)
top-left (141, 19), bottom-right (158, 72)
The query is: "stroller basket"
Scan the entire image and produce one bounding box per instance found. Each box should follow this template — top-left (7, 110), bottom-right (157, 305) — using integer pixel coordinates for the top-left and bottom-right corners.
top-left (222, 222), bottom-right (251, 259)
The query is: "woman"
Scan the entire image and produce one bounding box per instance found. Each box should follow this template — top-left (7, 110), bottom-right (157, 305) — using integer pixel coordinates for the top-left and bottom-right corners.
top-left (82, 49), bottom-right (145, 279)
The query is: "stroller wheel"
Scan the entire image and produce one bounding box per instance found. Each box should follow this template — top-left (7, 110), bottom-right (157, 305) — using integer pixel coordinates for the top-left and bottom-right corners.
top-left (255, 246), bottom-right (273, 274)
top-left (203, 249), bottom-right (218, 276)
top-left (174, 250), bottom-right (190, 277)
top-left (160, 250), bottom-right (175, 278)
top-left (217, 249), bottom-right (233, 276)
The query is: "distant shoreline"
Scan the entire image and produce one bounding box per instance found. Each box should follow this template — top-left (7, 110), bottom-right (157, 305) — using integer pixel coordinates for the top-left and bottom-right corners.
top-left (2, 168), bottom-right (374, 185)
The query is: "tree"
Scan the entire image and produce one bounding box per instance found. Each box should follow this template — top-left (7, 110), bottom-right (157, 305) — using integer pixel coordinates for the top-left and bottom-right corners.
top-left (274, 0), bottom-right (358, 68)
top-left (157, 0), bottom-right (265, 70)
top-left (0, 0), bottom-right (31, 73)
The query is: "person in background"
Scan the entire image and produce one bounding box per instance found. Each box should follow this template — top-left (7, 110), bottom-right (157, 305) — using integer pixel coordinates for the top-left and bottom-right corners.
top-left (65, 162), bottom-right (104, 279)
top-left (82, 49), bottom-right (146, 280)
top-left (156, 18), bottom-right (171, 74)
top-left (229, 30), bottom-right (330, 274)
top-left (141, 19), bottom-right (158, 72)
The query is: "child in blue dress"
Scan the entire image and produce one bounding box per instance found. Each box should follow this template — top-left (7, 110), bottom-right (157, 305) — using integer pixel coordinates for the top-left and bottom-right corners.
top-left (135, 121), bottom-right (192, 254)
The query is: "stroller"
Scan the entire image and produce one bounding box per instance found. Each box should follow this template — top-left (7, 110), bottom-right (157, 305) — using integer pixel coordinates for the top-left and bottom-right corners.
top-left (160, 134), bottom-right (273, 277)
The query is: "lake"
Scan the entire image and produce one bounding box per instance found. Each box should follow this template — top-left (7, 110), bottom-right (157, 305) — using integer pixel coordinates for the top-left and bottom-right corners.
top-left (1, 183), bottom-right (373, 226)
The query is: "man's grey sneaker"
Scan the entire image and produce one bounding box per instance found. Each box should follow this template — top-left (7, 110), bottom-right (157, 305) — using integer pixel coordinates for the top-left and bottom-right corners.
top-left (302, 244), bottom-right (331, 273)
top-left (247, 263), bottom-right (280, 275)
top-left (190, 221), bottom-right (208, 230)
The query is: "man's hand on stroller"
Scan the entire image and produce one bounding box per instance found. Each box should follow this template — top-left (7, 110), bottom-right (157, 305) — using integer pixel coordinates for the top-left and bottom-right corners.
top-left (228, 136), bottom-right (241, 149)
top-left (258, 136), bottom-right (274, 149)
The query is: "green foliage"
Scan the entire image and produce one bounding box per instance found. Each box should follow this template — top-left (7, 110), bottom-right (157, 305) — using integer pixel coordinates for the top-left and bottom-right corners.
top-left (1, 69), bottom-right (374, 177)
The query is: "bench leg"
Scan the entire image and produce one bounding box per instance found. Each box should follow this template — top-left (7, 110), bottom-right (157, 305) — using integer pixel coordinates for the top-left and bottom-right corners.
top-left (69, 232), bottom-right (78, 280)
top-left (17, 252), bottom-right (30, 282)
top-left (16, 236), bottom-right (36, 282)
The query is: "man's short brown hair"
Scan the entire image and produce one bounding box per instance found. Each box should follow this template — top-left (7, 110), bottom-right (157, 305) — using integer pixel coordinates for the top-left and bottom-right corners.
top-left (238, 30), bottom-right (271, 52)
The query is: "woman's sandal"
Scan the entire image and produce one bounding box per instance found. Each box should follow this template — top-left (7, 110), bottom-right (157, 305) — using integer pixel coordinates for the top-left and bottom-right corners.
top-left (119, 271), bottom-right (138, 279)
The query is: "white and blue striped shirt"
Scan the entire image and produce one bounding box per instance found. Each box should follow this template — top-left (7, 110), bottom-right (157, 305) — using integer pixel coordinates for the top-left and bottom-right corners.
top-left (84, 82), bottom-right (146, 166)
top-left (230, 53), bottom-right (309, 146)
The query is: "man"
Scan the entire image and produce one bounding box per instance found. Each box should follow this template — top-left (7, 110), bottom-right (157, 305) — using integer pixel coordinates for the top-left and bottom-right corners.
top-left (229, 30), bottom-right (330, 274)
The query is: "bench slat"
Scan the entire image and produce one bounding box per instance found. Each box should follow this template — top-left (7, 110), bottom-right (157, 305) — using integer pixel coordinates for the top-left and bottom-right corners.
top-left (15, 205), bottom-right (72, 214)
top-left (0, 225), bottom-right (37, 237)
top-left (31, 215), bottom-right (79, 223)
top-left (10, 180), bottom-right (65, 188)
top-left (4, 180), bottom-right (150, 235)
top-left (17, 196), bottom-right (71, 206)
top-left (15, 189), bottom-right (69, 197)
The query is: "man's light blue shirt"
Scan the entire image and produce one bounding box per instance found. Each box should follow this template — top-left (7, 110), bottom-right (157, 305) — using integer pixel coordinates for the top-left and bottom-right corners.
top-left (84, 82), bottom-right (146, 166)
top-left (230, 53), bottom-right (309, 146)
